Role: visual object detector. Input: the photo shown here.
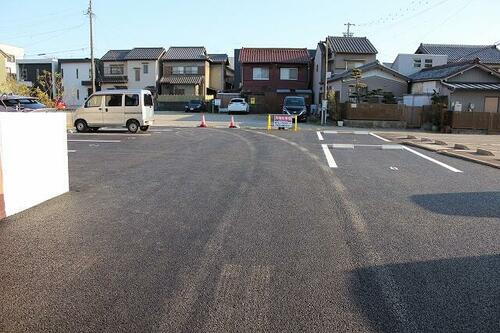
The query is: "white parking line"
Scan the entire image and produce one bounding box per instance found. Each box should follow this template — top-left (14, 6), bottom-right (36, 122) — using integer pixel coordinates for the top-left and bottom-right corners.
top-left (67, 139), bottom-right (121, 143)
top-left (316, 131), bottom-right (324, 141)
top-left (323, 130), bottom-right (338, 134)
top-left (370, 133), bottom-right (392, 142)
top-left (68, 150), bottom-right (77, 153)
top-left (332, 144), bottom-right (355, 149)
top-left (321, 144), bottom-right (338, 168)
top-left (68, 133), bottom-right (150, 136)
top-left (403, 147), bottom-right (463, 173)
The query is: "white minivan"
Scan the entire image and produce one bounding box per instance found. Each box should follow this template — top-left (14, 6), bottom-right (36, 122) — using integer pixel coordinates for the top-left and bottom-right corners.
top-left (74, 89), bottom-right (154, 133)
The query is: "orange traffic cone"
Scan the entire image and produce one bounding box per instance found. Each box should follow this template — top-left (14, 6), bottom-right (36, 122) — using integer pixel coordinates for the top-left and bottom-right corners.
top-left (199, 114), bottom-right (208, 128)
top-left (229, 116), bottom-right (238, 129)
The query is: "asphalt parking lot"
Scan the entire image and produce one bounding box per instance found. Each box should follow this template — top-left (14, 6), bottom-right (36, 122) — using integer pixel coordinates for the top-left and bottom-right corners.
top-left (0, 127), bottom-right (499, 332)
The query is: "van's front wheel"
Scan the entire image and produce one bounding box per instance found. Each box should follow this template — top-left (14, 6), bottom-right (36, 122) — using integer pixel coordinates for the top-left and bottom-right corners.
top-left (127, 120), bottom-right (139, 133)
top-left (140, 126), bottom-right (149, 132)
top-left (75, 119), bottom-right (88, 133)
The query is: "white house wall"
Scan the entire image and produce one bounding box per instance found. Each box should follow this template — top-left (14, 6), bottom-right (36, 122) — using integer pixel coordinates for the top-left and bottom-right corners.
top-left (312, 44), bottom-right (324, 105)
top-left (61, 62), bottom-right (91, 108)
top-left (126, 60), bottom-right (158, 89)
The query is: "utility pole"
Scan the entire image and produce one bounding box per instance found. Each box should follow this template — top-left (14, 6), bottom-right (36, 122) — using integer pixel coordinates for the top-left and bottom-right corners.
top-left (322, 40), bottom-right (329, 125)
top-left (87, 0), bottom-right (96, 94)
top-left (343, 22), bottom-right (355, 37)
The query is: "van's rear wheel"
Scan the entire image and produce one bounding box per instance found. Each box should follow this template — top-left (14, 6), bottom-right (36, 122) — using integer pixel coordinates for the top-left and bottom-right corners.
top-left (75, 120), bottom-right (88, 133)
top-left (127, 120), bottom-right (139, 133)
top-left (140, 126), bottom-right (149, 132)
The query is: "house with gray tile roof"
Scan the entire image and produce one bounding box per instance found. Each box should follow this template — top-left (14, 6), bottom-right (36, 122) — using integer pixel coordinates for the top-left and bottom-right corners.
top-left (313, 36), bottom-right (378, 105)
top-left (416, 43), bottom-right (500, 72)
top-left (99, 47), bottom-right (165, 92)
top-left (159, 47), bottom-right (233, 108)
top-left (327, 60), bottom-right (409, 103)
top-left (407, 59), bottom-right (500, 112)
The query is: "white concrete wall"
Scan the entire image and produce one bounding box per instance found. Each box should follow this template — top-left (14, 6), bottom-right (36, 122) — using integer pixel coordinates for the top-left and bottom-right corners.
top-left (312, 44), bottom-right (324, 105)
top-left (391, 54), bottom-right (448, 76)
top-left (0, 112), bottom-right (69, 217)
top-left (62, 62), bottom-right (91, 108)
top-left (126, 60), bottom-right (158, 89)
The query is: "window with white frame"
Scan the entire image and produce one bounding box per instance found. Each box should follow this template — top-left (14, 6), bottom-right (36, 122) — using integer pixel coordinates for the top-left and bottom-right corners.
top-left (413, 59), bottom-right (422, 68)
top-left (424, 59), bottom-right (433, 68)
top-left (280, 68), bottom-right (298, 80)
top-left (143, 63), bottom-right (149, 74)
top-left (253, 67), bottom-right (269, 80)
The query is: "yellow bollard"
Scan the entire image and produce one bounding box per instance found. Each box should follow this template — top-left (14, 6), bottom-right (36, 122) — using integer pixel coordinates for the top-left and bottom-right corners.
top-left (294, 115), bottom-right (298, 131)
top-left (267, 114), bottom-right (272, 131)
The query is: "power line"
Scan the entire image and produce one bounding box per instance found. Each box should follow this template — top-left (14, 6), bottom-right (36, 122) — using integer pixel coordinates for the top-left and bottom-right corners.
top-left (25, 47), bottom-right (89, 57)
top-left (3, 23), bottom-right (86, 41)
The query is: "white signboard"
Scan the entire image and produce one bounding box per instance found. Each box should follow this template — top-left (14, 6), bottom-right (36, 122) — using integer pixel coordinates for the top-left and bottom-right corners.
top-left (214, 99), bottom-right (221, 106)
top-left (273, 115), bottom-right (293, 128)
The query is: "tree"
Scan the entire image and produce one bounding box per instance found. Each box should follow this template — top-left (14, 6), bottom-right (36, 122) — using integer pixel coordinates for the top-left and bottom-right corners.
top-left (37, 70), bottom-right (64, 100)
top-left (0, 77), bottom-right (32, 96)
top-left (350, 68), bottom-right (367, 103)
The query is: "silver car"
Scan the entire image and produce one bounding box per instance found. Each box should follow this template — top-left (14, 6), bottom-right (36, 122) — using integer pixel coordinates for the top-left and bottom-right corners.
top-left (0, 94), bottom-right (47, 112)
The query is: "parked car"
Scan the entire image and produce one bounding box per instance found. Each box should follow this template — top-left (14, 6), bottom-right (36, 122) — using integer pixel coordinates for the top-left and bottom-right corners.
top-left (228, 98), bottom-right (249, 114)
top-left (282, 96), bottom-right (308, 122)
top-left (73, 89), bottom-right (154, 133)
top-left (0, 95), bottom-right (47, 112)
top-left (185, 100), bottom-right (206, 112)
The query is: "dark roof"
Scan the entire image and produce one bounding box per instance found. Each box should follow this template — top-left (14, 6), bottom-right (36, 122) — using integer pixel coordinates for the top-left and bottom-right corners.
top-left (408, 59), bottom-right (500, 81)
top-left (163, 47), bottom-right (208, 61)
top-left (308, 49), bottom-right (317, 59)
top-left (327, 36), bottom-right (378, 54)
top-left (416, 43), bottom-right (500, 64)
top-left (208, 54), bottom-right (229, 63)
top-left (160, 75), bottom-right (203, 84)
top-left (124, 47), bottom-right (165, 60)
top-left (442, 82), bottom-right (500, 91)
top-left (58, 58), bottom-right (98, 64)
top-left (239, 48), bottom-right (311, 64)
top-left (101, 50), bottom-right (131, 61)
top-left (98, 76), bottom-right (128, 83)
top-left (329, 60), bottom-right (408, 82)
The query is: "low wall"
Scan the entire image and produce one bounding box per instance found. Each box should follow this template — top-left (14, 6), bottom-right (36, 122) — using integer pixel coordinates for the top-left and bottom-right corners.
top-left (0, 112), bottom-right (69, 219)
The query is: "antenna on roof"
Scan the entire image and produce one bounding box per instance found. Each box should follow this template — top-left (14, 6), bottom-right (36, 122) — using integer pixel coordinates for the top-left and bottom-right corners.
top-left (343, 23), bottom-right (356, 37)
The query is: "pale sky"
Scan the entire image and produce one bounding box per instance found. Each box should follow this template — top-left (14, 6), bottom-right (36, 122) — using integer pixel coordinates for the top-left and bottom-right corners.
top-left (2, 0), bottom-right (499, 62)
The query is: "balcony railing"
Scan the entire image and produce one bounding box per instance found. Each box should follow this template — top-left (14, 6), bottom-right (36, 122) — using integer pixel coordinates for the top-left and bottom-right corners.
top-left (103, 67), bottom-right (125, 76)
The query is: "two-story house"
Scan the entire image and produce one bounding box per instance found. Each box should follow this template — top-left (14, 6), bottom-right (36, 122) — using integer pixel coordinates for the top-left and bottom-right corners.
top-left (313, 36), bottom-right (377, 105)
top-left (208, 54), bottom-right (234, 92)
top-left (159, 47), bottom-right (214, 102)
top-left (239, 48), bottom-right (312, 114)
top-left (16, 58), bottom-right (59, 97)
top-left (0, 43), bottom-right (24, 79)
top-left (59, 58), bottom-right (102, 108)
top-left (99, 47), bottom-right (165, 92)
top-left (416, 43), bottom-right (500, 72)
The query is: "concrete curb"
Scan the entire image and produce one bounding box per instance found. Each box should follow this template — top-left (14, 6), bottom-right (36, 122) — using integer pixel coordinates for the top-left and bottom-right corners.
top-left (401, 141), bottom-right (449, 153)
top-left (439, 151), bottom-right (500, 170)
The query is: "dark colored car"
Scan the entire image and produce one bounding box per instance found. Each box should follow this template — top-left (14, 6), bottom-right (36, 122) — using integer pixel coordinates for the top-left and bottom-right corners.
top-left (0, 95), bottom-right (47, 112)
top-left (185, 100), bottom-right (206, 112)
top-left (282, 96), bottom-right (308, 122)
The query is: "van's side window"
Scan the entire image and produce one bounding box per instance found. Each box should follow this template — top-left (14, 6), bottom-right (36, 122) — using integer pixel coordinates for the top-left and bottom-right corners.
top-left (105, 95), bottom-right (122, 107)
top-left (85, 95), bottom-right (102, 108)
top-left (125, 94), bottom-right (139, 107)
top-left (144, 94), bottom-right (153, 106)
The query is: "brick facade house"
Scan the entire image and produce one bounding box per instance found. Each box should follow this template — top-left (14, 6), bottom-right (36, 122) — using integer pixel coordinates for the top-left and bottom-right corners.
top-left (239, 48), bottom-right (312, 114)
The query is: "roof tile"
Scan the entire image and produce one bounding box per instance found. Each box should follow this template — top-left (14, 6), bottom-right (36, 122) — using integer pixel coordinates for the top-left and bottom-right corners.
top-left (163, 47), bottom-right (208, 60)
top-left (417, 43), bottom-right (500, 64)
top-left (327, 37), bottom-right (378, 54)
top-left (239, 48), bottom-right (311, 64)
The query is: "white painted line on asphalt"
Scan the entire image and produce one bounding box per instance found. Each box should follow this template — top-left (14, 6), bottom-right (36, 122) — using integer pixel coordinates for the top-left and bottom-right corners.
top-left (332, 144), bottom-right (355, 149)
top-left (381, 145), bottom-right (405, 150)
top-left (403, 147), bottom-right (463, 173)
top-left (370, 133), bottom-right (392, 142)
top-left (323, 130), bottom-right (338, 134)
top-left (67, 139), bottom-right (121, 143)
top-left (68, 150), bottom-right (77, 153)
top-left (354, 131), bottom-right (369, 135)
top-left (316, 131), bottom-right (324, 141)
top-left (321, 144), bottom-right (338, 168)
top-left (68, 133), bottom-right (151, 136)
top-left (390, 166), bottom-right (399, 171)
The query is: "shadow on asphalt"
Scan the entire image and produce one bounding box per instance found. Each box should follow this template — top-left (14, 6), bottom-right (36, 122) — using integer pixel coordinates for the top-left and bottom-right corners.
top-left (410, 192), bottom-right (500, 218)
top-left (350, 254), bottom-right (500, 332)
